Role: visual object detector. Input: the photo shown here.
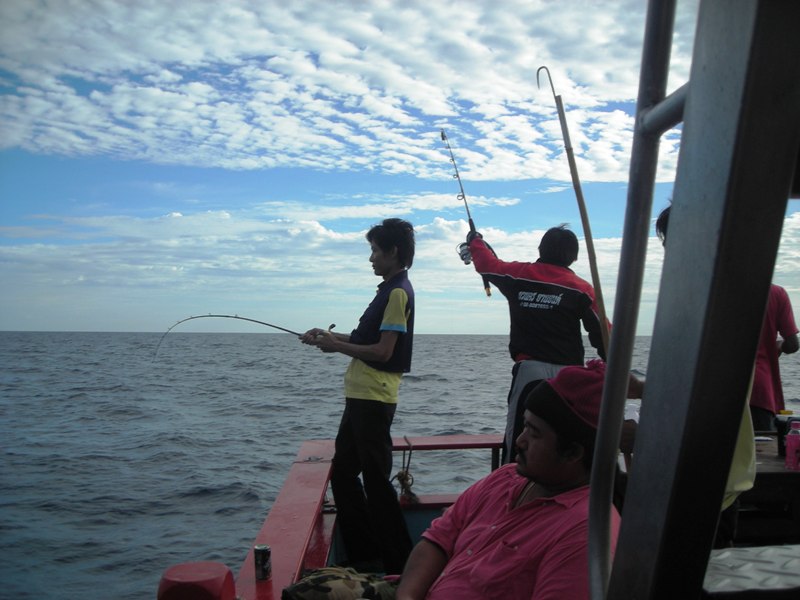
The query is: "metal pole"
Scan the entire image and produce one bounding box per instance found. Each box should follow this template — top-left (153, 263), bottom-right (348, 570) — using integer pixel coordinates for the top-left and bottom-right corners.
top-left (588, 1), bottom-right (677, 598)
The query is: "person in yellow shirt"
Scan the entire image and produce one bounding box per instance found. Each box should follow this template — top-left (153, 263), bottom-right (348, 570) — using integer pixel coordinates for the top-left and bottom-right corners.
top-left (302, 218), bottom-right (415, 573)
top-left (656, 206), bottom-right (755, 546)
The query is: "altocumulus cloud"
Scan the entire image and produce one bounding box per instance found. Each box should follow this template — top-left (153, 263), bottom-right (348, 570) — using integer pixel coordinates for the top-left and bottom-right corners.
top-left (1, 0), bottom-right (797, 334)
top-left (0, 0), bottom-right (697, 182)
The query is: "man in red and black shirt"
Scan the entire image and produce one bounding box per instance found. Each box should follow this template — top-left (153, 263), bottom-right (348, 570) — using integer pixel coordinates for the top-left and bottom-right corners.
top-left (468, 225), bottom-right (607, 463)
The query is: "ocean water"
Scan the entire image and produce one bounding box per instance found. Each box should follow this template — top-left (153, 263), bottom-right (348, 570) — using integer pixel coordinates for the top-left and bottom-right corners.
top-left (1, 332), bottom-right (798, 599)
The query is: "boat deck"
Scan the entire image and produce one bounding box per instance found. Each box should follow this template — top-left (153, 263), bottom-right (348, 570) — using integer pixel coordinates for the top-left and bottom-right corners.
top-left (160, 430), bottom-right (800, 599)
top-left (737, 437), bottom-right (800, 545)
top-left (233, 434), bottom-right (503, 600)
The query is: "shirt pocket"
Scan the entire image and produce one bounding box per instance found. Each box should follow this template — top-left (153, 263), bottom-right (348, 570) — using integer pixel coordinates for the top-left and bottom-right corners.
top-left (467, 539), bottom-right (533, 599)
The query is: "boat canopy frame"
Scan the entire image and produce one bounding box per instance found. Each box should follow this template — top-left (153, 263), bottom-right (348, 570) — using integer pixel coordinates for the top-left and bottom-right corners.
top-left (590, 1), bottom-right (800, 599)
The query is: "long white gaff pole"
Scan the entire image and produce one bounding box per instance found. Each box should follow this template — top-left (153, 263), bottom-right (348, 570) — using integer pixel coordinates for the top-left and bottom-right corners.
top-left (537, 66), bottom-right (610, 357)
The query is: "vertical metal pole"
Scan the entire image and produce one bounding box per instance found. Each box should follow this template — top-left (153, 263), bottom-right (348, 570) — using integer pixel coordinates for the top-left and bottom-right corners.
top-left (607, 1), bottom-right (800, 597)
top-left (588, 1), bottom-right (676, 598)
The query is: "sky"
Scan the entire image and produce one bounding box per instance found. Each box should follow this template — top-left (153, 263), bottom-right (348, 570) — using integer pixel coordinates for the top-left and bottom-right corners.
top-left (1, 0), bottom-right (798, 336)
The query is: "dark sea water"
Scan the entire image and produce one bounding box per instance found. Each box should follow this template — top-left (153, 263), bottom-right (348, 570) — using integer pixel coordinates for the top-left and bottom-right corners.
top-left (1, 332), bottom-right (798, 599)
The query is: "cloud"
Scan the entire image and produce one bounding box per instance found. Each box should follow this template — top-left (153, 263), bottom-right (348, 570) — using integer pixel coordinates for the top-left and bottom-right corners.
top-left (0, 0), bottom-right (697, 183)
top-left (5, 0), bottom-right (797, 338)
top-left (3, 196), bottom-right (797, 334)
top-left (250, 192), bottom-right (519, 222)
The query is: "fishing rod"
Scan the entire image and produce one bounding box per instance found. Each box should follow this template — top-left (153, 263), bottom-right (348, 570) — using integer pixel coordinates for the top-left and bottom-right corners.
top-left (536, 66), bottom-right (610, 356)
top-left (153, 314), bottom-right (304, 359)
top-left (441, 128), bottom-right (492, 297)
top-left (441, 128), bottom-right (474, 226)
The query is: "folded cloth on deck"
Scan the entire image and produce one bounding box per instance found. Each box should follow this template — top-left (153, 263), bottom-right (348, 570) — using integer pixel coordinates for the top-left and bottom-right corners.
top-left (281, 566), bottom-right (398, 600)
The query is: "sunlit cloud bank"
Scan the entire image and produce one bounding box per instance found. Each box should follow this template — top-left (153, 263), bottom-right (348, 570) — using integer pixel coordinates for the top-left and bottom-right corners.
top-left (2, 206), bottom-right (798, 335)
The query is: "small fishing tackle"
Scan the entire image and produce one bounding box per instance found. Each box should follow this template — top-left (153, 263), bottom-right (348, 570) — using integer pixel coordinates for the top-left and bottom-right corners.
top-left (153, 314), bottom-right (304, 359)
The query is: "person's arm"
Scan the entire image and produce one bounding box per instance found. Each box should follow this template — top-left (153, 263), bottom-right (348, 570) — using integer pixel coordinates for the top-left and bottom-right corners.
top-left (617, 373), bottom-right (644, 455)
top-left (304, 286), bottom-right (409, 362)
top-left (307, 328), bottom-right (399, 363)
top-left (619, 420), bottom-right (637, 455)
top-left (627, 373), bottom-right (644, 399)
top-left (300, 328), bottom-right (349, 344)
top-left (779, 332), bottom-right (799, 355)
top-left (469, 237), bottom-right (504, 273)
top-left (774, 286), bottom-right (799, 355)
top-left (581, 306), bottom-right (608, 361)
top-left (395, 539), bottom-right (449, 600)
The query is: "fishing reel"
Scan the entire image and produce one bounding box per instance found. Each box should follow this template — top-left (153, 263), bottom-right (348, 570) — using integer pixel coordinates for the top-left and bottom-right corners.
top-left (456, 242), bottom-right (472, 265)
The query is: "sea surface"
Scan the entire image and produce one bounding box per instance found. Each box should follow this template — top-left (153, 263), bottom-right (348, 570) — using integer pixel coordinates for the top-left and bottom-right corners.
top-left (1, 332), bottom-right (798, 599)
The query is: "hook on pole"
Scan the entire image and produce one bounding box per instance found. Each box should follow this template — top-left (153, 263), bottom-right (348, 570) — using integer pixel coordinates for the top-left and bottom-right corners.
top-left (537, 65), bottom-right (558, 101)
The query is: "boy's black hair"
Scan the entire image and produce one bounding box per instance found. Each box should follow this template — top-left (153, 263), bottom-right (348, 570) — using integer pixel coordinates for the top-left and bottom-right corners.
top-left (367, 218), bottom-right (416, 268)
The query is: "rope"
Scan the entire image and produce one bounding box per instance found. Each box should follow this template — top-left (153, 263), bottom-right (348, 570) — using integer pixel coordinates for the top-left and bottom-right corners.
top-left (392, 436), bottom-right (419, 505)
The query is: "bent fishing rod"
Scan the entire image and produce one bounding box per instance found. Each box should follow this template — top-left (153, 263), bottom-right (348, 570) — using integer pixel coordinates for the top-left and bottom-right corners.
top-left (441, 128), bottom-right (493, 297)
top-left (153, 314), bottom-right (307, 359)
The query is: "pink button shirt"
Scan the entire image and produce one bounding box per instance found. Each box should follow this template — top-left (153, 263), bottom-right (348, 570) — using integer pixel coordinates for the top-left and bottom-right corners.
top-left (422, 464), bottom-right (620, 600)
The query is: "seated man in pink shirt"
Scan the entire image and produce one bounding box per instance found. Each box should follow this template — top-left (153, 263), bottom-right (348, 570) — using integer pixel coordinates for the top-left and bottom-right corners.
top-left (396, 360), bottom-right (620, 600)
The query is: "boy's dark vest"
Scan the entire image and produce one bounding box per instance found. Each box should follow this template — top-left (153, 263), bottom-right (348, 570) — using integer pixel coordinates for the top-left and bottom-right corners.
top-left (349, 270), bottom-right (414, 373)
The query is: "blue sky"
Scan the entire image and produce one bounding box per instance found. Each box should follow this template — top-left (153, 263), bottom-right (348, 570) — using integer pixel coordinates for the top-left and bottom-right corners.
top-left (1, 0), bottom-right (798, 336)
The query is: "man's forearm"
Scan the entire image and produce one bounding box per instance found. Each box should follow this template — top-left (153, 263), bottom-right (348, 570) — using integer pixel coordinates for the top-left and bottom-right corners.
top-left (325, 330), bottom-right (398, 363)
top-left (469, 238), bottom-right (498, 273)
top-left (395, 539), bottom-right (448, 600)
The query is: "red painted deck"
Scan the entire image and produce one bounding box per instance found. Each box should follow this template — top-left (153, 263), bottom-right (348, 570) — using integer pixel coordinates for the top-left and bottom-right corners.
top-left (233, 434), bottom-right (503, 600)
top-left (234, 439), bottom-right (335, 600)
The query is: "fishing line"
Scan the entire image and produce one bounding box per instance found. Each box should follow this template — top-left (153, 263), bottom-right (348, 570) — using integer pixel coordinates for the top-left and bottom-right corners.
top-left (441, 128), bottom-right (493, 297)
top-left (153, 314), bottom-right (304, 359)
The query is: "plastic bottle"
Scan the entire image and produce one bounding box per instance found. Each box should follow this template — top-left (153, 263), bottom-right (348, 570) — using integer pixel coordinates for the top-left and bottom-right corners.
top-left (785, 421), bottom-right (800, 471)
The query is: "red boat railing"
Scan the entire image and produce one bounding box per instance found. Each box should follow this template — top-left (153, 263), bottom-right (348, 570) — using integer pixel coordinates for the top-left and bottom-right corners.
top-left (159, 433), bottom-right (502, 600)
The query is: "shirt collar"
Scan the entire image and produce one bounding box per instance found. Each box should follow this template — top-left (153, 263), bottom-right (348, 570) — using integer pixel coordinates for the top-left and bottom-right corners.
top-left (507, 468), bottom-right (589, 509)
top-left (378, 269), bottom-right (407, 289)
